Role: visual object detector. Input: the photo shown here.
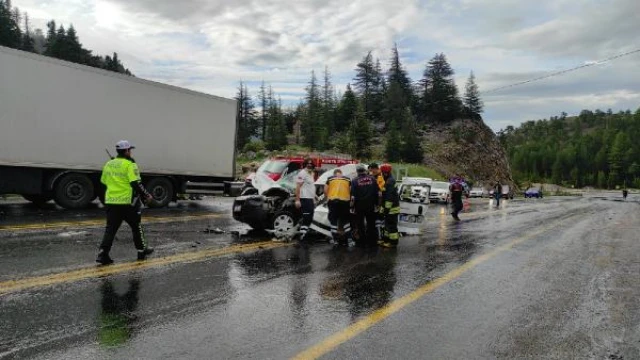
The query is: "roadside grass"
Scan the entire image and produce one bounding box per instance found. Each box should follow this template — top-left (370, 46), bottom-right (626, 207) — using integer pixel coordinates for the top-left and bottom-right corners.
top-left (391, 163), bottom-right (443, 181)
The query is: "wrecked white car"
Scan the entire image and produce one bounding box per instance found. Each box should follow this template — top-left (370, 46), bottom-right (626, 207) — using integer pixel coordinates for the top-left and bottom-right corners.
top-left (311, 167), bottom-right (431, 238)
top-left (232, 162), bottom-right (302, 237)
top-left (233, 163), bottom-right (432, 239)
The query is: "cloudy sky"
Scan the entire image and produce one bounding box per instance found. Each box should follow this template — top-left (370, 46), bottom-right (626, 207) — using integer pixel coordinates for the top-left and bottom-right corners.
top-left (13, 0), bottom-right (640, 130)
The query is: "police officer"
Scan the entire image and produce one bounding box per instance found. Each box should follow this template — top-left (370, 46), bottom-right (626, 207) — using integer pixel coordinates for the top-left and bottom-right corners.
top-left (350, 165), bottom-right (379, 247)
top-left (324, 168), bottom-right (352, 246)
top-left (96, 140), bottom-right (154, 265)
top-left (379, 164), bottom-right (400, 248)
top-left (368, 163), bottom-right (385, 239)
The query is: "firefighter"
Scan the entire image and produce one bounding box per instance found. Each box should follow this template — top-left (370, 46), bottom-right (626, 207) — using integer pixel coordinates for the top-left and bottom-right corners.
top-left (324, 168), bottom-right (352, 246)
top-left (97, 140), bottom-right (154, 265)
top-left (350, 165), bottom-right (379, 247)
top-left (368, 163), bottom-right (385, 239)
top-left (295, 158), bottom-right (317, 241)
top-left (379, 163), bottom-right (400, 248)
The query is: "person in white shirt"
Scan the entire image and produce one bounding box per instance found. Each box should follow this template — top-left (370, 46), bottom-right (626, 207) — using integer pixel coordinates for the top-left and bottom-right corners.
top-left (295, 158), bottom-right (317, 240)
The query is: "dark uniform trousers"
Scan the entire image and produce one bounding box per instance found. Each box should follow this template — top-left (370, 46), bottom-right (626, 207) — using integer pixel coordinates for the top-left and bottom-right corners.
top-left (298, 198), bottom-right (315, 239)
top-left (328, 200), bottom-right (351, 243)
top-left (100, 204), bottom-right (147, 252)
top-left (354, 203), bottom-right (378, 247)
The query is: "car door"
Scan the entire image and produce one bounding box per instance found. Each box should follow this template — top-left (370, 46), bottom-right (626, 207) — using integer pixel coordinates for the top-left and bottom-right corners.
top-left (398, 183), bottom-right (430, 235)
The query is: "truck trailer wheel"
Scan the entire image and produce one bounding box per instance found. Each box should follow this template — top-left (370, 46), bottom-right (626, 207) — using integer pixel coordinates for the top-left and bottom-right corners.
top-left (22, 194), bottom-right (52, 206)
top-left (145, 177), bottom-right (174, 208)
top-left (54, 173), bottom-right (95, 209)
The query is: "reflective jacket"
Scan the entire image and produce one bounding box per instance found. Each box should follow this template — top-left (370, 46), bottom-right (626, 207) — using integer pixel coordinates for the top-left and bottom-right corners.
top-left (101, 156), bottom-right (143, 205)
top-left (326, 175), bottom-right (351, 202)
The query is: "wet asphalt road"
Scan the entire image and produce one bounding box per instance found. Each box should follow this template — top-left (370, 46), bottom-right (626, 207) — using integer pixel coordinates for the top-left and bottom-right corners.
top-left (0, 194), bottom-right (639, 359)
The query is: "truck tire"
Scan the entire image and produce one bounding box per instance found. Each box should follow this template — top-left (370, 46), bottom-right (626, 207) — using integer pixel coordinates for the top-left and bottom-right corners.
top-left (145, 177), bottom-right (174, 208)
top-left (22, 194), bottom-right (52, 206)
top-left (54, 173), bottom-right (95, 209)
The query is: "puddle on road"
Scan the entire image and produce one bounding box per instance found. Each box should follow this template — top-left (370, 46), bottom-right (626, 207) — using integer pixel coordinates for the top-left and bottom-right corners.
top-left (98, 278), bottom-right (141, 348)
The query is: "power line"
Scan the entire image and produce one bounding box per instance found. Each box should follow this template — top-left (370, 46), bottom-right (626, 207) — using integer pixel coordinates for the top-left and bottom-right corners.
top-left (482, 48), bottom-right (640, 95)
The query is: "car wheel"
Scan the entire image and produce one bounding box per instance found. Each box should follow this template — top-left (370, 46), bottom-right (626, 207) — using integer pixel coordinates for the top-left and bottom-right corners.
top-left (272, 211), bottom-right (297, 238)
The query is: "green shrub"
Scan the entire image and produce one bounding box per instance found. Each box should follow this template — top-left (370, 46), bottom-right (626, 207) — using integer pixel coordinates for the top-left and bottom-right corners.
top-left (243, 140), bottom-right (266, 153)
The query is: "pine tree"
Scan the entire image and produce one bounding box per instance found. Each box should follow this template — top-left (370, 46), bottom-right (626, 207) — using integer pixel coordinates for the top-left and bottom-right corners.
top-left (422, 53), bottom-right (461, 123)
top-left (44, 20), bottom-right (56, 55)
top-left (609, 131), bottom-right (630, 185)
top-left (0, 0), bottom-right (22, 48)
top-left (349, 101), bottom-right (372, 159)
top-left (353, 52), bottom-right (376, 120)
top-left (321, 66), bottom-right (336, 136)
top-left (387, 43), bottom-right (412, 97)
top-left (20, 12), bottom-right (35, 52)
top-left (382, 81), bottom-right (407, 129)
top-left (52, 24), bottom-right (66, 58)
top-left (235, 82), bottom-right (257, 150)
top-left (302, 70), bottom-right (325, 149)
top-left (265, 89), bottom-right (287, 151)
top-left (463, 71), bottom-right (483, 120)
top-left (400, 109), bottom-right (423, 163)
top-left (551, 155), bottom-right (562, 185)
top-left (336, 84), bottom-right (357, 133)
top-left (383, 44), bottom-right (414, 129)
top-left (385, 120), bottom-right (402, 162)
top-left (371, 58), bottom-right (385, 122)
top-left (597, 171), bottom-right (607, 189)
top-left (258, 81), bottom-right (268, 141)
top-left (64, 25), bottom-right (83, 63)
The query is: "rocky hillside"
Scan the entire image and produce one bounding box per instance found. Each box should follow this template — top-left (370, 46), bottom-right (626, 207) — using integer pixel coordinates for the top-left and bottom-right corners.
top-left (421, 119), bottom-right (514, 187)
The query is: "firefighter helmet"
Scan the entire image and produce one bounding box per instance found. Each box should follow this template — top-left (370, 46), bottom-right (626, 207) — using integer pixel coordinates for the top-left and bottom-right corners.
top-left (380, 163), bottom-right (392, 174)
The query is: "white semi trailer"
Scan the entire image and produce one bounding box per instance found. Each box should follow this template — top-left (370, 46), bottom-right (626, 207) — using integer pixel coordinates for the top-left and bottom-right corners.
top-left (0, 46), bottom-right (238, 209)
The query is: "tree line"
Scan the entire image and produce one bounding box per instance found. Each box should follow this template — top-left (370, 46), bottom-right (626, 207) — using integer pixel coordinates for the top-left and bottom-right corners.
top-left (236, 44), bottom-right (484, 162)
top-left (499, 108), bottom-right (640, 189)
top-left (0, 0), bottom-right (131, 75)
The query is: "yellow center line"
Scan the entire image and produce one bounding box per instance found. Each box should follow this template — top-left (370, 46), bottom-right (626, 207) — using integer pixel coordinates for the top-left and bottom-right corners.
top-left (0, 213), bottom-right (223, 231)
top-left (292, 215), bottom-right (572, 360)
top-left (0, 240), bottom-right (291, 295)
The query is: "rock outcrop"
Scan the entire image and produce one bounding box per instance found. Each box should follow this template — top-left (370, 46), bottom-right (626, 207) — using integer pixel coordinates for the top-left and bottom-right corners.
top-left (422, 119), bottom-right (514, 187)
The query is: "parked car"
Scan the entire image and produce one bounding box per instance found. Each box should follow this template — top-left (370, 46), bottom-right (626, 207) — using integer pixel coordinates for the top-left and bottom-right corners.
top-left (489, 184), bottom-right (514, 200)
top-left (469, 187), bottom-right (484, 198)
top-left (402, 177), bottom-right (433, 203)
top-left (429, 181), bottom-right (450, 204)
top-left (524, 187), bottom-right (543, 198)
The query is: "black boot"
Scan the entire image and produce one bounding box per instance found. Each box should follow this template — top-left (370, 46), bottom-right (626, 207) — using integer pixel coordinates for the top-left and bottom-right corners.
top-left (137, 247), bottom-right (154, 260)
top-left (96, 250), bottom-right (114, 265)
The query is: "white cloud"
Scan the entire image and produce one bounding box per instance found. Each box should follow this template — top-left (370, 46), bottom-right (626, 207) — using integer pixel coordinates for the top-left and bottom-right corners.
top-left (10, 0), bottom-right (640, 130)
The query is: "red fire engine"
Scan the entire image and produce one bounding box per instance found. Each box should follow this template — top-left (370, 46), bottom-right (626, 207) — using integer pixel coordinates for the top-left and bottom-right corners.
top-left (247, 155), bottom-right (359, 183)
